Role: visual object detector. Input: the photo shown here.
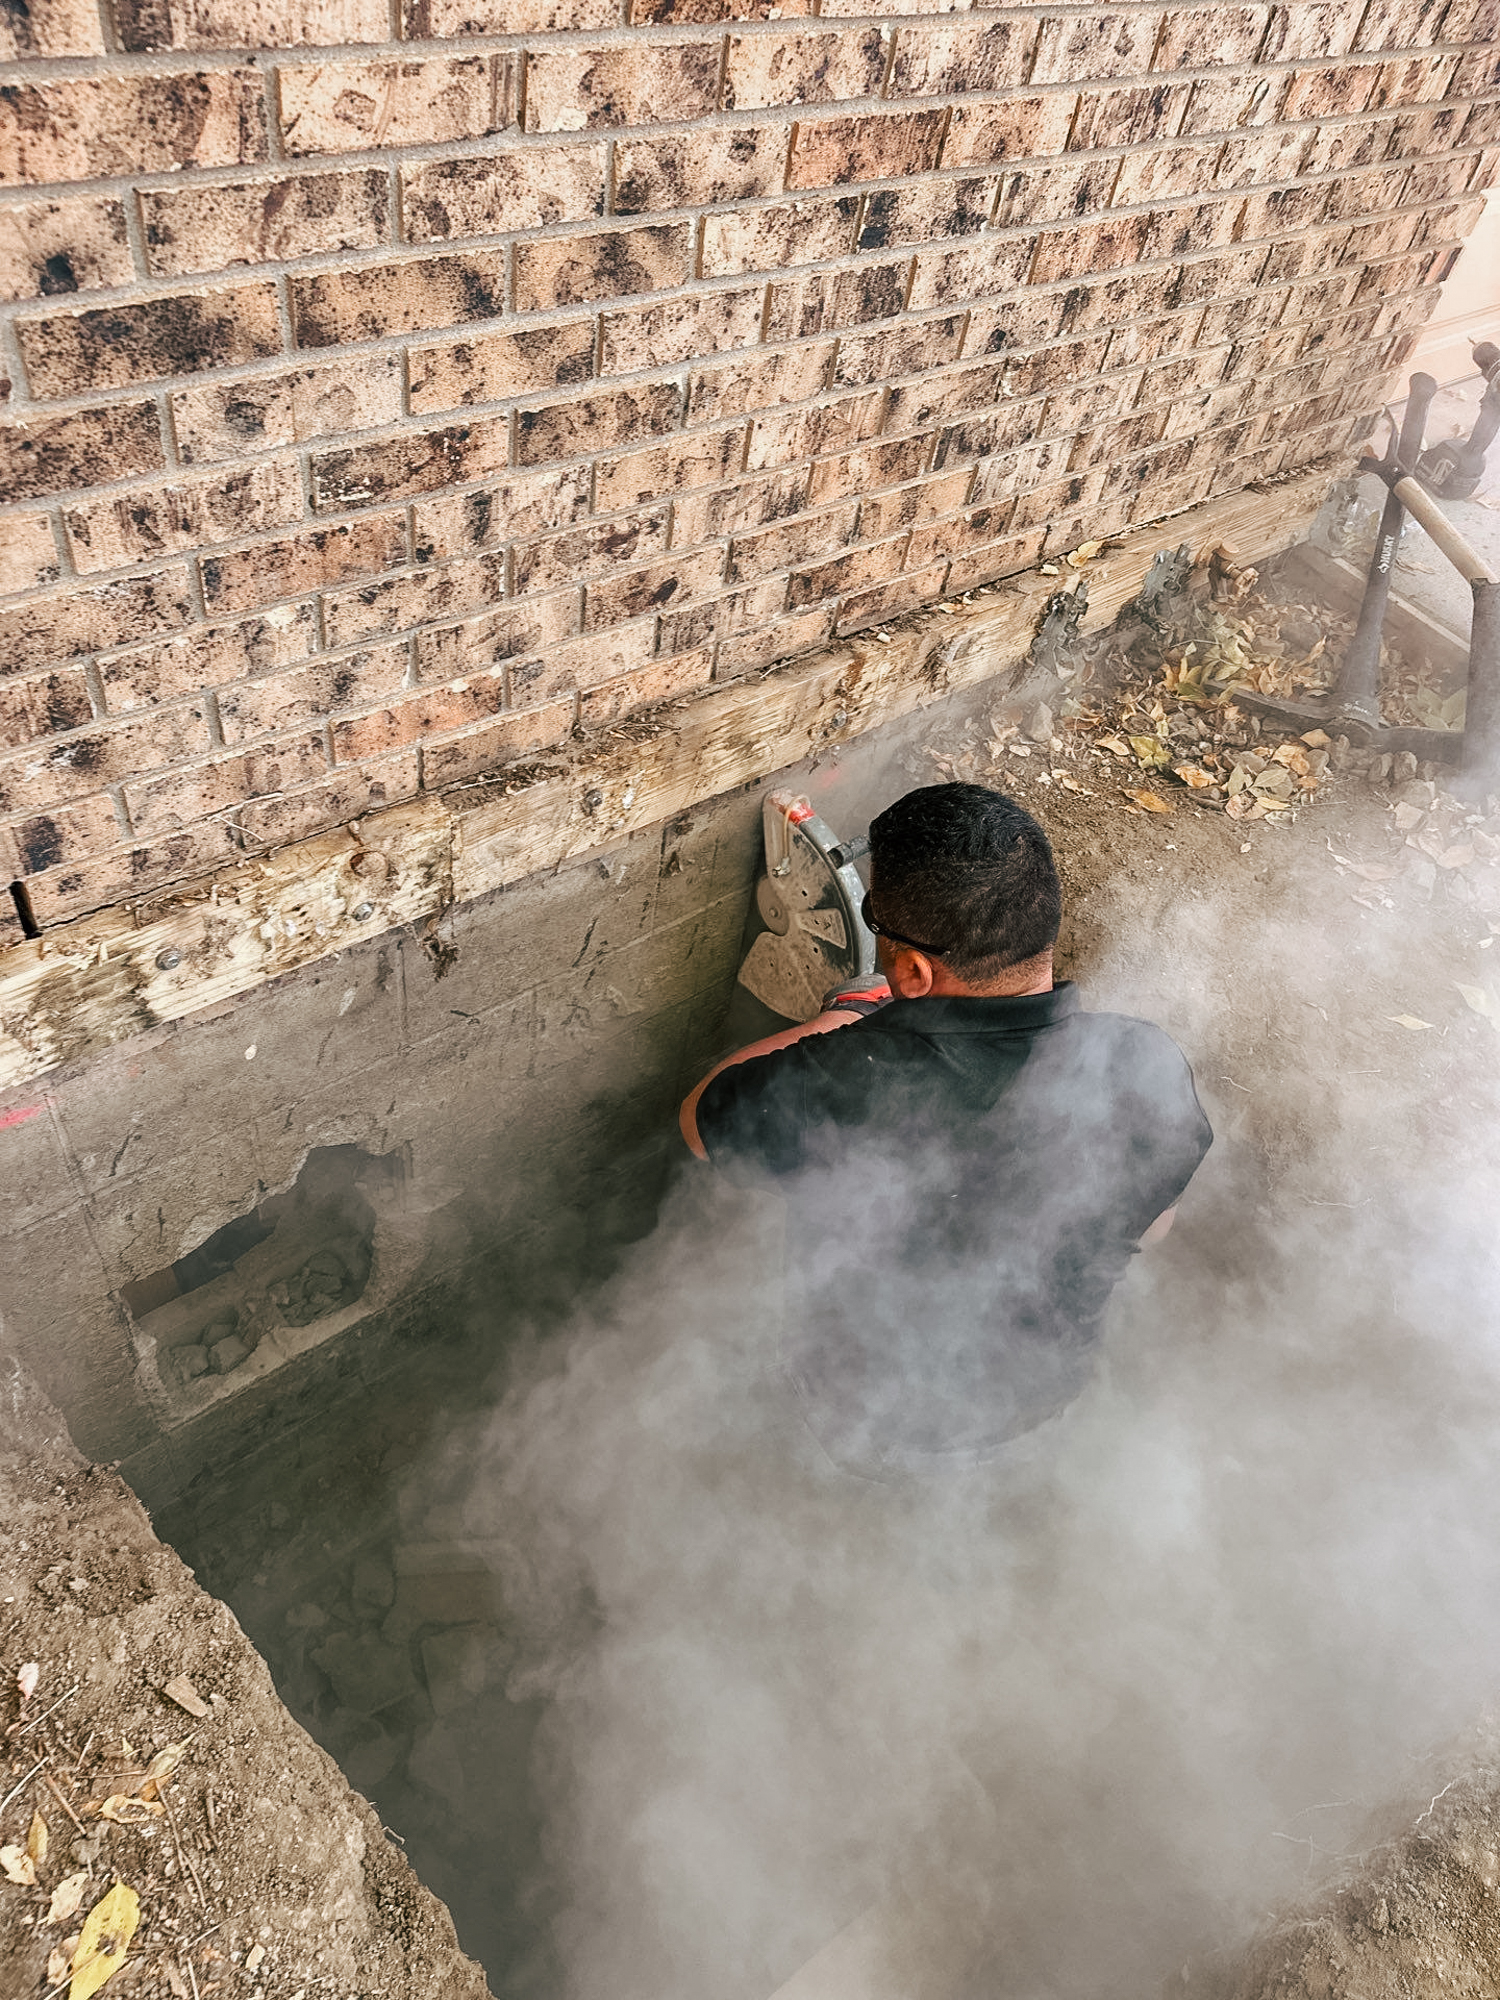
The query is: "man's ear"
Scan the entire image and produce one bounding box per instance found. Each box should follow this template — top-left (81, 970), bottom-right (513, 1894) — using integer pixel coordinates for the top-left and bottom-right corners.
top-left (887, 948), bottom-right (936, 1000)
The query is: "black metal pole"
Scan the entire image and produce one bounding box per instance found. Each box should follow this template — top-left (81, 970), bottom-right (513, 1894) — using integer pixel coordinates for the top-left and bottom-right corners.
top-left (1457, 579), bottom-right (1500, 804)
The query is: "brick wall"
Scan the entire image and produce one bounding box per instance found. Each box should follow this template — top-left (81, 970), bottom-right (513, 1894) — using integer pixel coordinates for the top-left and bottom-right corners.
top-left (2, 0), bottom-right (1496, 934)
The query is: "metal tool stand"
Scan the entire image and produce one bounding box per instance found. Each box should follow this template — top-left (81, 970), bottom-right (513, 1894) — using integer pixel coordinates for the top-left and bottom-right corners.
top-left (1233, 372), bottom-right (1500, 800)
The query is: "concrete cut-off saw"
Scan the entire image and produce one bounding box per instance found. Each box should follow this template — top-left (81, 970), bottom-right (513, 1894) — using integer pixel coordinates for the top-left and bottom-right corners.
top-left (736, 790), bottom-right (879, 1024)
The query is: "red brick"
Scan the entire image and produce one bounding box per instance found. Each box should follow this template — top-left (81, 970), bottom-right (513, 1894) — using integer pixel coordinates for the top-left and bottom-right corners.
top-left (715, 604), bottom-right (835, 675)
top-left (764, 262), bottom-right (910, 340)
top-left (0, 667), bottom-right (93, 751)
top-left (889, 19), bottom-right (1036, 96)
top-left (141, 168), bottom-right (388, 278)
top-left (594, 429), bottom-right (747, 513)
top-left (688, 341), bottom-right (835, 422)
top-left (201, 513), bottom-right (409, 614)
top-left (787, 534), bottom-right (907, 608)
top-left (322, 551), bottom-right (507, 646)
top-left (172, 354), bottom-right (404, 464)
top-left (722, 29), bottom-right (889, 111)
top-left (290, 252), bottom-right (507, 348)
top-left (834, 313), bottom-right (966, 386)
top-left (413, 592), bottom-right (578, 681)
top-left (230, 747), bottom-right (420, 850)
top-left (514, 223), bottom-right (692, 313)
top-left (858, 178), bottom-right (996, 252)
top-left (0, 567), bottom-right (193, 675)
top-left (401, 144), bottom-right (605, 241)
top-left (603, 287), bottom-right (765, 379)
top-left (18, 282), bottom-right (282, 399)
top-left (728, 501), bottom-right (858, 583)
top-left (944, 92), bottom-right (1079, 168)
top-left (0, 70), bottom-right (266, 184)
top-left (584, 547), bottom-right (726, 629)
top-left (309, 417), bottom-right (512, 512)
top-left (278, 56), bottom-right (505, 156)
top-left (0, 196), bottom-right (133, 304)
top-left (100, 603), bottom-right (318, 712)
top-left (65, 458), bottom-right (303, 574)
top-left (1029, 12), bottom-right (1161, 84)
top-left (0, 0), bottom-right (103, 58)
top-left (0, 511), bottom-right (62, 598)
top-left (0, 700), bottom-right (210, 814)
top-left (217, 640), bottom-right (411, 744)
top-left (332, 670), bottom-right (507, 762)
top-left (515, 508), bottom-right (670, 594)
top-left (670, 467), bottom-right (810, 545)
top-left (614, 126), bottom-right (787, 213)
top-left (2, 793), bottom-right (121, 885)
top-left (124, 731), bottom-right (329, 832)
top-left (420, 699), bottom-right (574, 790)
top-left (413, 468), bottom-right (592, 555)
top-left (788, 109), bottom-right (947, 190)
top-left (579, 650), bottom-right (713, 727)
top-left (524, 44), bottom-right (721, 132)
top-left (410, 319), bottom-right (595, 415)
top-left (702, 197), bottom-right (862, 278)
top-left (514, 382), bottom-right (682, 465)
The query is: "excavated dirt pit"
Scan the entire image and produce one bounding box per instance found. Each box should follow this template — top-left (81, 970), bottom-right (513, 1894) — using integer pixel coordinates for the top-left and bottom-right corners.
top-left (9, 560), bottom-right (1500, 2000)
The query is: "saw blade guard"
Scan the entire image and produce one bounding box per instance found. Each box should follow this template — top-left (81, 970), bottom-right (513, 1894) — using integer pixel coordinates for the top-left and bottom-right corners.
top-left (737, 790), bottom-right (877, 1023)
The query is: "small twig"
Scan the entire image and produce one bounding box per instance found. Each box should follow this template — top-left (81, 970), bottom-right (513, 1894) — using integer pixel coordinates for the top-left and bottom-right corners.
top-left (44, 1773), bottom-right (86, 1837)
top-left (203, 1783), bottom-right (217, 1848)
top-left (184, 1950), bottom-right (202, 2000)
top-left (72, 1730), bottom-right (94, 1776)
top-left (0, 1755), bottom-right (46, 1817)
top-left (160, 1784), bottom-right (207, 1910)
top-left (13, 1682), bottom-right (80, 1739)
top-left (1414, 1778), bottom-right (1459, 1826)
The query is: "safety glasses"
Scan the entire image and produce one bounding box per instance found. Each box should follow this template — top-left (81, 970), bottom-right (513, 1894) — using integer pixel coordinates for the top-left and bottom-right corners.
top-left (859, 890), bottom-right (946, 958)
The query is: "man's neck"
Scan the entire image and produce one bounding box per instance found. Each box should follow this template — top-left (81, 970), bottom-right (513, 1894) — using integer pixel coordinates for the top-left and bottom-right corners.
top-left (896, 950), bottom-right (1056, 1000)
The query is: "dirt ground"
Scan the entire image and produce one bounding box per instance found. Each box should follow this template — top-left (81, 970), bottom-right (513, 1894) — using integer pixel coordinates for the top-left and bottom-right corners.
top-left (0, 1368), bottom-right (492, 2000)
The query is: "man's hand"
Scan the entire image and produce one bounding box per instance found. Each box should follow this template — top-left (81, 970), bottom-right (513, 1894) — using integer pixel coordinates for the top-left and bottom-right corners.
top-left (679, 986), bottom-right (888, 1161)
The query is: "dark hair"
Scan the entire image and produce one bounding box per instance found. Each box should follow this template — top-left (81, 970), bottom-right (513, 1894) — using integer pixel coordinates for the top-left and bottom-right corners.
top-left (868, 783), bottom-right (1061, 976)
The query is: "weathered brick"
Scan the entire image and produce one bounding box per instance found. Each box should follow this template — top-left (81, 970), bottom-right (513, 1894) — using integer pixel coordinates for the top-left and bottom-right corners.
top-left (141, 168), bottom-right (388, 279)
top-left (728, 500), bottom-right (858, 583)
top-left (714, 603), bottom-right (834, 674)
top-left (515, 508), bottom-right (669, 595)
top-left (655, 575), bottom-right (787, 651)
top-left (806, 432), bottom-right (932, 503)
top-left (1125, 78), bottom-right (1223, 142)
top-left (278, 57), bottom-right (506, 156)
top-left (1164, 242), bottom-right (1269, 305)
top-left (420, 699), bottom-right (573, 790)
top-left (230, 746), bottom-right (420, 849)
top-left (524, 44), bottom-right (721, 132)
top-left (858, 465), bottom-right (974, 538)
top-left (412, 467), bottom-right (591, 554)
top-left (0, 71), bottom-right (266, 185)
top-left (291, 251), bottom-right (507, 348)
top-left (1068, 407), bottom-right (1170, 469)
top-left (64, 458), bottom-right (303, 574)
top-left (0, 700), bottom-right (210, 814)
top-left (0, 0), bottom-right (104, 58)
top-left (310, 416), bottom-right (512, 512)
top-left (722, 29), bottom-right (889, 111)
top-left (0, 511), bottom-right (62, 597)
top-left (945, 527), bottom-right (1047, 595)
top-left (0, 566), bottom-right (193, 674)
top-left (410, 319), bottom-right (594, 414)
top-left (968, 434), bottom-right (1074, 502)
top-left (750, 386), bottom-right (925, 469)
top-left (1376, 50), bottom-right (1467, 104)
top-left (882, 356), bottom-right (1002, 432)
top-left (1010, 467), bottom-right (1104, 531)
top-left (1403, 152), bottom-right (1487, 207)
top-left (578, 649), bottom-right (714, 727)
top-left (788, 108), bottom-right (947, 189)
top-left (961, 288), bottom-right (1068, 356)
top-left (1235, 183), bottom-right (1325, 240)
top-left (1263, 1), bottom-right (1359, 60)
top-left (1215, 127), bottom-right (1314, 191)
top-left (908, 233), bottom-right (1036, 308)
top-left (12, 819), bottom-right (249, 924)
top-left (172, 354), bottom-right (404, 464)
top-left (99, 602), bottom-right (318, 711)
top-left (322, 550), bottom-right (507, 646)
top-left (0, 667), bottom-right (93, 751)
top-left (1055, 267), bottom-right (1178, 332)
top-left (1029, 213), bottom-right (1152, 285)
top-left (602, 286), bottom-right (764, 379)
top-left (513, 620), bottom-right (654, 698)
top-left (0, 196), bottom-right (132, 303)
top-left (217, 640), bottom-right (410, 744)
top-left (702, 197), bottom-right (862, 277)
top-left (944, 92), bottom-right (1078, 167)
top-left (627, 0), bottom-right (812, 19)
top-left (402, 145), bottom-right (605, 242)
top-left (1278, 63), bottom-right (1379, 122)
top-left (1030, 12), bottom-right (1161, 84)
top-left (593, 428), bottom-right (746, 513)
top-left (787, 534), bottom-right (907, 607)
top-left (994, 158), bottom-right (1118, 227)
top-left (889, 19), bottom-right (1036, 96)
top-left (201, 513), bottom-right (408, 613)
top-left (1111, 140), bottom-right (1225, 205)
top-left (858, 177), bottom-right (995, 251)
top-left (835, 561), bottom-right (951, 632)
top-left (1103, 307), bottom-right (1204, 364)
top-left (670, 466), bottom-right (809, 545)
top-left (688, 340), bottom-right (835, 422)
top-left (124, 731), bottom-right (328, 832)
top-left (408, 0), bottom-right (614, 33)
top-left (2, 795), bottom-right (122, 888)
top-left (413, 591), bottom-right (578, 681)
top-left (331, 669), bottom-right (506, 762)
top-left (1153, 4), bottom-right (1269, 69)
top-left (514, 381), bottom-right (682, 465)
top-left (584, 546), bottom-right (726, 629)
top-left (111, 0), bottom-right (386, 50)
top-left (19, 281), bottom-right (282, 398)
top-left (835, 312), bottom-right (966, 387)
top-left (764, 261), bottom-right (909, 340)
top-left (613, 127), bottom-right (787, 213)
top-left (514, 223), bottom-right (692, 313)
top-left (1141, 196), bottom-right (1243, 260)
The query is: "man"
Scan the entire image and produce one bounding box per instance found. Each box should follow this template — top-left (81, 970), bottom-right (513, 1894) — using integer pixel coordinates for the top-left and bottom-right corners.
top-left (680, 783), bottom-right (1211, 1478)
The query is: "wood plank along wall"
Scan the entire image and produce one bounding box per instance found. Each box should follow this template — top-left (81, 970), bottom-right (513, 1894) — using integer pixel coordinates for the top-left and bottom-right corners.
top-left (1, 0), bottom-right (1496, 939)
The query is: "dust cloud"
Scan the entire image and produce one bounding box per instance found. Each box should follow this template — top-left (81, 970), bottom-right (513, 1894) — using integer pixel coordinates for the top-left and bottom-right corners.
top-left (428, 871), bottom-right (1500, 2000)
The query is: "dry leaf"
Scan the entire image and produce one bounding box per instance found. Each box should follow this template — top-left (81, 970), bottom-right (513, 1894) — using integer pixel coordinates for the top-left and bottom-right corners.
top-left (1456, 982), bottom-right (1500, 1024)
top-left (1173, 764), bottom-right (1214, 789)
top-left (1389, 1015), bottom-right (1434, 1031)
top-left (70, 1881), bottom-right (140, 2000)
top-left (96, 1796), bottom-right (163, 1826)
top-left (1096, 734), bottom-right (1132, 758)
top-left (1064, 539), bottom-right (1104, 568)
top-left (138, 1744), bottom-right (185, 1803)
top-left (1300, 728), bottom-right (1331, 747)
top-left (1224, 793), bottom-right (1253, 821)
top-left (46, 1872), bottom-right (91, 1927)
top-left (245, 1945), bottom-right (266, 1974)
top-left (27, 1810), bottom-right (48, 1863)
top-left (161, 1677), bottom-right (211, 1721)
top-left (47, 1948), bottom-right (71, 1988)
top-left (1125, 789), bottom-right (1174, 814)
top-left (17, 1663), bottom-right (39, 1703)
top-left (1436, 845), bottom-right (1474, 870)
top-left (1, 1843), bottom-right (37, 1885)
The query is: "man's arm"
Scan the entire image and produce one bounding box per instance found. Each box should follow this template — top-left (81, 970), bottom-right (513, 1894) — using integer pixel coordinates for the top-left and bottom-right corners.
top-left (679, 981), bottom-right (890, 1160)
top-left (1141, 1206), bottom-right (1176, 1245)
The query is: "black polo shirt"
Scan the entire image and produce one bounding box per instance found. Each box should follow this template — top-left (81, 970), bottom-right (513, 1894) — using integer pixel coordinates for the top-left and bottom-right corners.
top-left (696, 983), bottom-right (1211, 1472)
